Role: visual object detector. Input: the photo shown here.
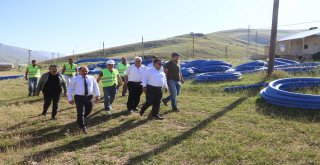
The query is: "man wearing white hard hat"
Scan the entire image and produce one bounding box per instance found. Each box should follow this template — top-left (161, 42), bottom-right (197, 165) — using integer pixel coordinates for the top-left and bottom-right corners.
top-left (97, 59), bottom-right (123, 114)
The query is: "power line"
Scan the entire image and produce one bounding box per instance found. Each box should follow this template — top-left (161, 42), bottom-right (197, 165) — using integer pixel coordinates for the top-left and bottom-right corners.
top-left (254, 20), bottom-right (320, 29)
top-left (278, 20), bottom-right (320, 28)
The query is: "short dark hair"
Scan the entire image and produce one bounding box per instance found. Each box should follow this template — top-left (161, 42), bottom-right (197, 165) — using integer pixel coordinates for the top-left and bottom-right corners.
top-left (153, 58), bottom-right (161, 64)
top-left (31, 60), bottom-right (36, 63)
top-left (79, 66), bottom-right (88, 71)
top-left (49, 64), bottom-right (57, 68)
top-left (172, 52), bottom-right (180, 57)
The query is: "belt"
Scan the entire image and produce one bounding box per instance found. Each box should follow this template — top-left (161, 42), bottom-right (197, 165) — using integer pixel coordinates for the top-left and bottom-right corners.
top-left (75, 95), bottom-right (93, 97)
top-left (147, 84), bottom-right (162, 89)
top-left (129, 81), bottom-right (141, 83)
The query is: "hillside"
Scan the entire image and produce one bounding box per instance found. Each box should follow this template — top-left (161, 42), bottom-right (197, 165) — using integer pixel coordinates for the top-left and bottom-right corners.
top-left (56, 29), bottom-right (301, 64)
top-left (0, 29), bottom-right (302, 65)
top-left (0, 43), bottom-right (65, 64)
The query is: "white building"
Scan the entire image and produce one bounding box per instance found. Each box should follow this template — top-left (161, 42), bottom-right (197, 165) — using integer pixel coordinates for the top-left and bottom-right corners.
top-left (265, 28), bottom-right (320, 60)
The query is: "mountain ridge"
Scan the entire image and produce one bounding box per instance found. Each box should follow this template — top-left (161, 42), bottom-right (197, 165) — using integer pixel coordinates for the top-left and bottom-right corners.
top-left (0, 43), bottom-right (65, 64)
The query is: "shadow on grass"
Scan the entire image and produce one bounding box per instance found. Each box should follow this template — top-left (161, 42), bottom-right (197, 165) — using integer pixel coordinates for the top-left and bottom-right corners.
top-left (6, 98), bottom-right (43, 106)
top-left (19, 110), bottom-right (174, 163)
top-left (125, 97), bottom-right (247, 165)
top-left (0, 109), bottom-right (129, 152)
top-left (2, 96), bottom-right (30, 102)
top-left (5, 107), bottom-right (75, 132)
top-left (255, 97), bottom-right (320, 122)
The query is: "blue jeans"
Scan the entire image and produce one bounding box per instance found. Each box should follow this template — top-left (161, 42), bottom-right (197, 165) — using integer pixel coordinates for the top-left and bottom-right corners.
top-left (103, 86), bottom-right (117, 111)
top-left (163, 80), bottom-right (181, 109)
top-left (28, 77), bottom-right (39, 95)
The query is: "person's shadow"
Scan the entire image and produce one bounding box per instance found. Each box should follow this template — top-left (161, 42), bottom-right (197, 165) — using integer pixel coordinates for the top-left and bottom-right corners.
top-left (0, 109), bottom-right (129, 153)
top-left (19, 110), bottom-right (174, 163)
top-left (125, 97), bottom-right (247, 165)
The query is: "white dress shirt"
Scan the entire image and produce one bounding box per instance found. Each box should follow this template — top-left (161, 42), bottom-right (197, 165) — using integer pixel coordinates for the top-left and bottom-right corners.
top-left (142, 67), bottom-right (168, 88)
top-left (67, 75), bottom-right (100, 101)
top-left (125, 64), bottom-right (146, 82)
top-left (147, 63), bottom-right (153, 68)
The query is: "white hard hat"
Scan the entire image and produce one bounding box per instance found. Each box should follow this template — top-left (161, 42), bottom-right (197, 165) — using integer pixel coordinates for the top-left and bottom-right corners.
top-left (106, 59), bottom-right (115, 65)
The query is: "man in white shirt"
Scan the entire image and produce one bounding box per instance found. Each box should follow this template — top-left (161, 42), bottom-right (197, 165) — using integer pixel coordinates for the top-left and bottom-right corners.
top-left (146, 56), bottom-right (158, 68)
top-left (140, 59), bottom-right (168, 120)
top-left (68, 66), bottom-right (101, 133)
top-left (147, 56), bottom-right (163, 70)
top-left (124, 56), bottom-right (146, 113)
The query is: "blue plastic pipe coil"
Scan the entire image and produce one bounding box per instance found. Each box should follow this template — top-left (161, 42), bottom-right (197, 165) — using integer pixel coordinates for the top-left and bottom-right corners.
top-left (0, 75), bottom-right (24, 81)
top-left (260, 78), bottom-right (320, 109)
top-left (194, 72), bottom-right (241, 82)
top-left (224, 82), bottom-right (269, 92)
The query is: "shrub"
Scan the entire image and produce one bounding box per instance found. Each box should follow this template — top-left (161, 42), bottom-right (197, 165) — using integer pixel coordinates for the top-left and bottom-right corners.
top-left (312, 52), bottom-right (320, 61)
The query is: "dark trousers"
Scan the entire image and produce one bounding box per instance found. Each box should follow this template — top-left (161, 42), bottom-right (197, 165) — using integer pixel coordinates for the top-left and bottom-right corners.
top-left (74, 95), bottom-right (93, 129)
top-left (141, 85), bottom-right (163, 116)
top-left (127, 81), bottom-right (143, 110)
top-left (43, 93), bottom-right (60, 118)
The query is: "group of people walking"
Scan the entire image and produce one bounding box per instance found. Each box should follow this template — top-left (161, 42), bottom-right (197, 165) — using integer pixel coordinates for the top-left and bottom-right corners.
top-left (25, 52), bottom-right (184, 133)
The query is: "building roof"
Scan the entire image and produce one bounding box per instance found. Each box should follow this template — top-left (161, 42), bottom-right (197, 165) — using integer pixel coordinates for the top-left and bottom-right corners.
top-left (278, 28), bottom-right (320, 41)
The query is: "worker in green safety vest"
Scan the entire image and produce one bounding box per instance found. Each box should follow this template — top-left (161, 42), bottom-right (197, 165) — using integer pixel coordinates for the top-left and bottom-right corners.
top-left (97, 59), bottom-right (123, 114)
top-left (61, 58), bottom-right (78, 87)
top-left (25, 60), bottom-right (43, 96)
top-left (116, 57), bottom-right (130, 96)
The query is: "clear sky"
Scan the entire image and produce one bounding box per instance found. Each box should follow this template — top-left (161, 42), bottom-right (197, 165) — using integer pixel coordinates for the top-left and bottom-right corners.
top-left (1, 0), bottom-right (319, 55)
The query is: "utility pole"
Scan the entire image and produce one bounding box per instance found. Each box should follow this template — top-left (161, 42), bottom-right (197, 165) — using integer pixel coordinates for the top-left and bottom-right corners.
top-left (267, 0), bottom-right (280, 76)
top-left (247, 25), bottom-right (250, 58)
top-left (52, 52), bottom-right (54, 63)
top-left (256, 30), bottom-right (258, 55)
top-left (192, 32), bottom-right (195, 59)
top-left (225, 45), bottom-right (228, 58)
top-left (186, 47), bottom-right (189, 60)
top-left (28, 50), bottom-right (31, 65)
top-left (141, 36), bottom-right (144, 56)
top-left (103, 41), bottom-right (105, 59)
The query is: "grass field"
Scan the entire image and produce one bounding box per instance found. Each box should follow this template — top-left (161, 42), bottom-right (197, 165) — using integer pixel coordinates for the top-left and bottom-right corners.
top-left (1, 70), bottom-right (320, 164)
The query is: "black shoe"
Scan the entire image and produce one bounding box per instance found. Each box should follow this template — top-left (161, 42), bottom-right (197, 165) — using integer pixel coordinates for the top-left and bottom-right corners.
top-left (28, 93), bottom-right (32, 97)
top-left (139, 110), bottom-right (144, 116)
top-left (50, 117), bottom-right (56, 120)
top-left (172, 108), bottom-right (180, 112)
top-left (153, 115), bottom-right (164, 120)
top-left (128, 109), bottom-right (133, 114)
top-left (81, 127), bottom-right (87, 134)
top-left (162, 99), bottom-right (168, 106)
top-left (132, 108), bottom-right (139, 111)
